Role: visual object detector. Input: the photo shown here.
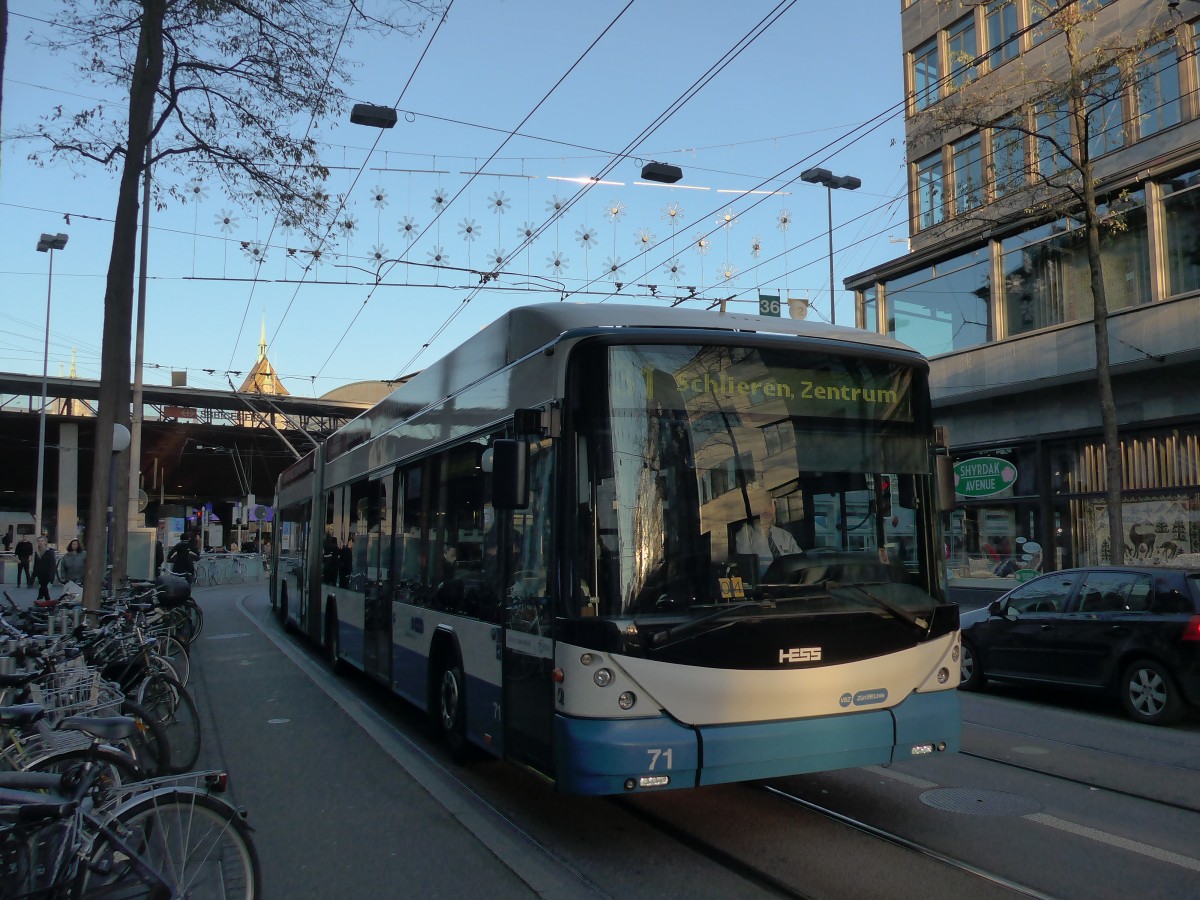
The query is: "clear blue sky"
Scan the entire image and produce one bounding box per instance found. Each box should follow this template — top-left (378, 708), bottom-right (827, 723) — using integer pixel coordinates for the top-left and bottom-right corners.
top-left (2, 1), bottom-right (910, 397)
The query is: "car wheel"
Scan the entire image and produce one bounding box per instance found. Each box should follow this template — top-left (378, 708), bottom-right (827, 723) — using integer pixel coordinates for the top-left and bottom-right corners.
top-left (1119, 658), bottom-right (1183, 726)
top-left (959, 637), bottom-right (986, 691)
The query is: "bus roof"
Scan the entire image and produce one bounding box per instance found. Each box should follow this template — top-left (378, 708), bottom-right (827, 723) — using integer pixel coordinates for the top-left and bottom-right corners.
top-left (320, 303), bottom-right (922, 463)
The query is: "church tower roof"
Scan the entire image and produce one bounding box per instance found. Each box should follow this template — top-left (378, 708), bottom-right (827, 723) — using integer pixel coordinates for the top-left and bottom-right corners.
top-left (237, 315), bottom-right (288, 395)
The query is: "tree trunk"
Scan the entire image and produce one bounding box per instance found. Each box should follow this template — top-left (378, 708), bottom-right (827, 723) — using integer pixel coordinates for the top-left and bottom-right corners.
top-left (82, 0), bottom-right (166, 607)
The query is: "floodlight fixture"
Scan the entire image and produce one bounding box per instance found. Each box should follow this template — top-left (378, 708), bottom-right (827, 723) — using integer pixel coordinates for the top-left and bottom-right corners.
top-left (640, 161), bottom-right (683, 184)
top-left (350, 103), bottom-right (398, 129)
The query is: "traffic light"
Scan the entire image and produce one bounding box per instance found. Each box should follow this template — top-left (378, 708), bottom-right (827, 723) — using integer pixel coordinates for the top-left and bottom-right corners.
top-left (878, 478), bottom-right (892, 518)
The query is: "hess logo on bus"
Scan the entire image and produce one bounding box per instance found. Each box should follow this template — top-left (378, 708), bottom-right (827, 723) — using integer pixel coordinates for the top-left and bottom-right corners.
top-left (779, 647), bottom-right (821, 664)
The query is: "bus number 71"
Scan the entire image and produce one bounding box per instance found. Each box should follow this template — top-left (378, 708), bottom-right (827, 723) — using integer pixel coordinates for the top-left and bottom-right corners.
top-left (647, 748), bottom-right (673, 770)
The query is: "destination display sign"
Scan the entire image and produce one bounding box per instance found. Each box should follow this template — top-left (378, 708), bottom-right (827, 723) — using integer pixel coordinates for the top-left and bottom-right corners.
top-left (954, 457), bottom-right (1017, 498)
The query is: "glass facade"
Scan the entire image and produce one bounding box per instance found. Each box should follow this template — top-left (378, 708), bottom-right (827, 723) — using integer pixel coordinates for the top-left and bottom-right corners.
top-left (1036, 100), bottom-right (1071, 177)
top-left (884, 247), bottom-right (991, 356)
top-left (1000, 191), bottom-right (1149, 335)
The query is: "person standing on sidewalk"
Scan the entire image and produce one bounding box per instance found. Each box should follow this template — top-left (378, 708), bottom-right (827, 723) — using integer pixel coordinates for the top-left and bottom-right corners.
top-left (15, 535), bottom-right (33, 587)
top-left (58, 539), bottom-right (86, 584)
top-left (32, 536), bottom-right (56, 602)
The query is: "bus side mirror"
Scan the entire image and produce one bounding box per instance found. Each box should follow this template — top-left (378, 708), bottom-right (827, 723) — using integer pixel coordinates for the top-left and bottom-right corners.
top-left (936, 455), bottom-right (957, 512)
top-left (491, 439), bottom-right (528, 509)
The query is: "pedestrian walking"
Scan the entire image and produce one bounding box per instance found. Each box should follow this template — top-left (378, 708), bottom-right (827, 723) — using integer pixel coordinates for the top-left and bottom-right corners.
top-left (167, 532), bottom-right (200, 582)
top-left (57, 538), bottom-right (86, 583)
top-left (15, 535), bottom-right (33, 587)
top-left (31, 536), bottom-right (56, 602)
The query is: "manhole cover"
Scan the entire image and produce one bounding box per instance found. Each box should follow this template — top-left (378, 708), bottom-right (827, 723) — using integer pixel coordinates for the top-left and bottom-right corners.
top-left (919, 788), bottom-right (1042, 816)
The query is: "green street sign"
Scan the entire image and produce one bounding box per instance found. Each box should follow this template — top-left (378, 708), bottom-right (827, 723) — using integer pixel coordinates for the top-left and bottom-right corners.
top-left (758, 293), bottom-right (781, 317)
top-left (953, 457), bottom-right (1017, 498)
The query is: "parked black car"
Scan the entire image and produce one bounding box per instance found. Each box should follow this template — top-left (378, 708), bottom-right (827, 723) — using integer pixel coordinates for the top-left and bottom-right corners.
top-left (958, 565), bottom-right (1200, 725)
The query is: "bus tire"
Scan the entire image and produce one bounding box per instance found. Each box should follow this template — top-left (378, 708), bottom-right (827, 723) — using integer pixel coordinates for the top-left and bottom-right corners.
top-left (437, 658), bottom-right (469, 763)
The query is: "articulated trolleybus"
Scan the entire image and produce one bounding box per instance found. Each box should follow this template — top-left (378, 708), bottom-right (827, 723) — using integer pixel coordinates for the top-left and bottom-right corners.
top-left (272, 303), bottom-right (961, 795)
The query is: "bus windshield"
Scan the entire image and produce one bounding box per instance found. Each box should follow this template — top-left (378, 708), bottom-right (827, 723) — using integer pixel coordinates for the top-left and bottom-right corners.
top-left (572, 342), bottom-right (943, 620)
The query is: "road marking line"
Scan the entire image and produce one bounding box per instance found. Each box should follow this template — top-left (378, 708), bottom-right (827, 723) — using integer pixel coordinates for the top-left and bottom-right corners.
top-left (1025, 813), bottom-right (1200, 872)
top-left (863, 765), bottom-right (939, 789)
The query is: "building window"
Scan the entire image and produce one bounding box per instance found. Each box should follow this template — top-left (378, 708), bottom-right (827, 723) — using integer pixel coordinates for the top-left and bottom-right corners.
top-left (884, 247), bottom-right (991, 357)
top-left (1086, 66), bottom-right (1124, 158)
top-left (915, 151), bottom-right (944, 230)
top-left (985, 0), bottom-right (1019, 69)
top-left (1160, 168), bottom-right (1200, 297)
top-left (1035, 100), bottom-right (1071, 178)
top-left (1029, 1), bottom-right (1057, 46)
top-left (912, 37), bottom-right (940, 111)
top-left (991, 113), bottom-right (1026, 198)
top-left (947, 15), bottom-right (978, 89)
top-left (1136, 39), bottom-right (1181, 139)
top-left (952, 133), bottom-right (984, 214)
top-left (860, 285), bottom-right (878, 332)
top-left (999, 191), bottom-right (1150, 336)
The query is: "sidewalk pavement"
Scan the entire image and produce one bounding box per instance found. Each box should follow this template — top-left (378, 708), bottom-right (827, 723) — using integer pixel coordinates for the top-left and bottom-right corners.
top-left (187, 584), bottom-right (582, 899)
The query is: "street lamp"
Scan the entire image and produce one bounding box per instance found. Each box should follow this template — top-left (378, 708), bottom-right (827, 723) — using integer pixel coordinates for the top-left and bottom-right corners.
top-left (800, 168), bottom-right (860, 325)
top-left (34, 232), bottom-right (68, 541)
top-left (350, 103), bottom-right (398, 128)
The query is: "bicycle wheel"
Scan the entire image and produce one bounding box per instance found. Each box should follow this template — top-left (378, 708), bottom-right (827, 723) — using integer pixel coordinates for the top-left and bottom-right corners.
top-left (165, 605), bottom-right (196, 646)
top-left (134, 674), bottom-right (201, 773)
top-left (185, 599), bottom-right (204, 640)
top-left (81, 788), bottom-right (261, 899)
top-left (23, 744), bottom-right (145, 787)
top-left (156, 635), bottom-right (190, 688)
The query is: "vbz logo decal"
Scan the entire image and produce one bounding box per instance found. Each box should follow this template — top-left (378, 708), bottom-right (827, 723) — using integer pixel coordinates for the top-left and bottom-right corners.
top-left (779, 647), bottom-right (821, 664)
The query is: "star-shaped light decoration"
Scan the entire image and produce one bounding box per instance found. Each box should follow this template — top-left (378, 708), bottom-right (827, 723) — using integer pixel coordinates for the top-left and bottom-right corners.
top-left (370, 243), bottom-right (388, 262)
top-left (458, 218), bottom-right (481, 242)
top-left (777, 209), bottom-right (792, 232)
top-left (720, 262), bottom-right (739, 283)
top-left (662, 202), bottom-right (685, 223)
top-left (605, 199), bottom-right (626, 223)
top-left (431, 187), bottom-right (448, 212)
top-left (692, 232), bottom-right (711, 255)
top-left (750, 235), bottom-right (763, 258)
top-left (547, 252), bottom-right (568, 273)
top-left (370, 186), bottom-right (389, 209)
top-left (240, 241), bottom-right (267, 263)
top-left (306, 244), bottom-right (326, 264)
top-left (634, 227), bottom-right (656, 248)
top-left (489, 248), bottom-right (506, 267)
top-left (545, 195), bottom-right (565, 215)
top-left (215, 210), bottom-right (238, 234)
top-left (605, 256), bottom-right (625, 279)
top-left (338, 214), bottom-right (358, 236)
top-left (716, 208), bottom-right (737, 229)
top-left (663, 258), bottom-right (685, 282)
top-left (488, 190), bottom-right (511, 214)
top-left (575, 224), bottom-right (597, 249)
top-left (399, 215), bottom-right (420, 243)
top-left (312, 188), bottom-right (331, 209)
top-left (185, 178), bottom-right (208, 202)
top-left (518, 221), bottom-right (537, 241)
top-left (428, 245), bottom-right (449, 266)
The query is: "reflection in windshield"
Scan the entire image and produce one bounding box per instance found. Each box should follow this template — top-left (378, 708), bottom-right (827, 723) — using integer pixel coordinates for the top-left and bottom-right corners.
top-left (574, 343), bottom-right (942, 620)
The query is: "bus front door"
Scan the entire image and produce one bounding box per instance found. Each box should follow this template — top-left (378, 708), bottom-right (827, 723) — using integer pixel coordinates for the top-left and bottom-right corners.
top-left (503, 596), bottom-right (555, 773)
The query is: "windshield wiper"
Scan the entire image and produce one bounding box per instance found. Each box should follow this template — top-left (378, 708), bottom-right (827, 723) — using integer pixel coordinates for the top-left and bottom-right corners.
top-left (646, 600), bottom-right (771, 649)
top-left (825, 581), bottom-right (931, 636)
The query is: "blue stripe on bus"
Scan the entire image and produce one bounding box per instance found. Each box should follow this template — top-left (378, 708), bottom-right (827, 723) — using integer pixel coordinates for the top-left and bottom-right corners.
top-left (554, 689), bottom-right (960, 795)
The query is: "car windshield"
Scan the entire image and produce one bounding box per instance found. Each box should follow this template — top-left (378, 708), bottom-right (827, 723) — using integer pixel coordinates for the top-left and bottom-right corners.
top-left (572, 342), bottom-right (944, 621)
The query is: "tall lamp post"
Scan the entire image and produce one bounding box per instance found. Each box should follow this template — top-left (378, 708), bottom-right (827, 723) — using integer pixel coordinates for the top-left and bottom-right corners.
top-left (800, 169), bottom-right (860, 325)
top-left (34, 232), bottom-right (68, 541)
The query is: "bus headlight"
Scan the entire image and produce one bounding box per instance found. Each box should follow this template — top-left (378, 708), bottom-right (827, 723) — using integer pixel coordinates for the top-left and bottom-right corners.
top-left (594, 668), bottom-right (614, 687)
top-left (618, 691), bottom-right (636, 710)
top-left (936, 667), bottom-right (950, 684)
top-left (580, 653), bottom-right (596, 666)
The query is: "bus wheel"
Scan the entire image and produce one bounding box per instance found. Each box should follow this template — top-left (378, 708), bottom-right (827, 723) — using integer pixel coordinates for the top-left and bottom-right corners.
top-left (438, 660), bottom-right (469, 762)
